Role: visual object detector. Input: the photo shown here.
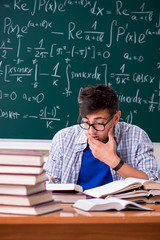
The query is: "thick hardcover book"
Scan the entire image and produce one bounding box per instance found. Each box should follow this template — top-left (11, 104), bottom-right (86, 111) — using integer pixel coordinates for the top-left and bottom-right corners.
top-left (0, 165), bottom-right (44, 174)
top-left (0, 182), bottom-right (46, 195)
top-left (0, 201), bottom-right (62, 215)
top-left (52, 192), bottom-right (86, 203)
top-left (0, 171), bottom-right (47, 185)
top-left (0, 150), bottom-right (46, 166)
top-left (0, 191), bottom-right (53, 206)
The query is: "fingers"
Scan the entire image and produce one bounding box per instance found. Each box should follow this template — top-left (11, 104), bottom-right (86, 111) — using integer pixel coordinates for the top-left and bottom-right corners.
top-left (85, 127), bottom-right (114, 143)
top-left (85, 131), bottom-right (91, 140)
top-left (85, 132), bottom-right (98, 144)
top-left (85, 133), bottom-right (99, 150)
top-left (108, 126), bottom-right (113, 136)
top-left (108, 127), bottom-right (116, 149)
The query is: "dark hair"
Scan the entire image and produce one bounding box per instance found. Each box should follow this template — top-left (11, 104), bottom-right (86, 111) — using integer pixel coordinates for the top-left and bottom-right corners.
top-left (78, 84), bottom-right (119, 117)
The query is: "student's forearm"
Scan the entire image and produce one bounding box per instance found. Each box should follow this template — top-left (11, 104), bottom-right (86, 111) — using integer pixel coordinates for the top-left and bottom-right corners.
top-left (115, 161), bottom-right (149, 180)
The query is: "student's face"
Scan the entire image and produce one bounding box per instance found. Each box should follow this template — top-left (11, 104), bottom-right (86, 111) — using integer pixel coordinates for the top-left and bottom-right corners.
top-left (83, 109), bottom-right (121, 143)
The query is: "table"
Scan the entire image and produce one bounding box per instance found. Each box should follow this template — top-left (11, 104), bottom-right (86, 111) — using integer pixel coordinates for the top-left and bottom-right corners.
top-left (0, 203), bottom-right (160, 240)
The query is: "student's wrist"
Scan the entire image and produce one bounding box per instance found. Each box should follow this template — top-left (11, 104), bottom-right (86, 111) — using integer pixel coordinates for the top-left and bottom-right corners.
top-left (112, 158), bottom-right (124, 171)
top-left (110, 156), bottom-right (121, 169)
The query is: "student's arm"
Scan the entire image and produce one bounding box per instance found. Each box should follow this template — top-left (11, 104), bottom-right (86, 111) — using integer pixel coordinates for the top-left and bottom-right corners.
top-left (43, 132), bottom-right (62, 182)
top-left (114, 159), bottom-right (149, 179)
top-left (85, 129), bottom-right (149, 180)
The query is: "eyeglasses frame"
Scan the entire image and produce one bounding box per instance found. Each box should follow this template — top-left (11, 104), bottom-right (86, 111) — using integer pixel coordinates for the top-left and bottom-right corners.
top-left (78, 114), bottom-right (114, 131)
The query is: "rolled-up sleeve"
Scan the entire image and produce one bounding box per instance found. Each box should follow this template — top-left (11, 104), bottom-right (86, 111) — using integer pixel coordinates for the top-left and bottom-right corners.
top-left (111, 122), bottom-right (160, 181)
top-left (135, 130), bottom-right (159, 181)
top-left (44, 132), bottom-right (63, 181)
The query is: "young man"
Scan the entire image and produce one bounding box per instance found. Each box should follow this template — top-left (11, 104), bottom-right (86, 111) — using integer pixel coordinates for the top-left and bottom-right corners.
top-left (44, 84), bottom-right (159, 190)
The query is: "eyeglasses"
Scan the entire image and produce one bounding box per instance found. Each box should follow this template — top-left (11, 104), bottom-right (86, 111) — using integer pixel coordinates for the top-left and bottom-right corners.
top-left (78, 115), bottom-right (114, 131)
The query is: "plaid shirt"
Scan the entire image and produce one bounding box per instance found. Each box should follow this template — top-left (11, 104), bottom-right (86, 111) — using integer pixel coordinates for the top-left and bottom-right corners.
top-left (44, 122), bottom-right (159, 183)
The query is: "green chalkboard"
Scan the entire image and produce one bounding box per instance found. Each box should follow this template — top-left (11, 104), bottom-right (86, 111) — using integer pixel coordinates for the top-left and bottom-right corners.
top-left (0, 0), bottom-right (160, 141)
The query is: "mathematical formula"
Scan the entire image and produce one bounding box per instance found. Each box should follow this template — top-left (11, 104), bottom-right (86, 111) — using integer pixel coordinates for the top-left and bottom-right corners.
top-left (0, 0), bottom-right (159, 140)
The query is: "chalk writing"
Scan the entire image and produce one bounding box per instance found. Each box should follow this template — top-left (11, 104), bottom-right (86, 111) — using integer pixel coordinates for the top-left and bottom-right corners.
top-left (0, 0), bottom-right (159, 141)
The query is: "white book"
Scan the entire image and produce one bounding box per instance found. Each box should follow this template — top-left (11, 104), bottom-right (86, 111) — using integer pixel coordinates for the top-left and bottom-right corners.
top-left (46, 181), bottom-right (83, 192)
top-left (73, 197), bottom-right (153, 212)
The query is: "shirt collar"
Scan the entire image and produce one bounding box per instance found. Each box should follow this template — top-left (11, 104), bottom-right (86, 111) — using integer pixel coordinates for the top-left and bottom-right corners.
top-left (75, 126), bottom-right (88, 151)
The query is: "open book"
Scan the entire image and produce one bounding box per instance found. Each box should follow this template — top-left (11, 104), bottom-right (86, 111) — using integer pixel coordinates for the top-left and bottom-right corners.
top-left (73, 197), bottom-right (153, 212)
top-left (83, 177), bottom-right (160, 198)
top-left (112, 189), bottom-right (160, 203)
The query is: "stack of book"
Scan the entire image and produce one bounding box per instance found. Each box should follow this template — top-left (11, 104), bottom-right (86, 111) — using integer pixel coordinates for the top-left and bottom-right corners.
top-left (46, 182), bottom-right (86, 203)
top-left (0, 150), bottom-right (62, 215)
